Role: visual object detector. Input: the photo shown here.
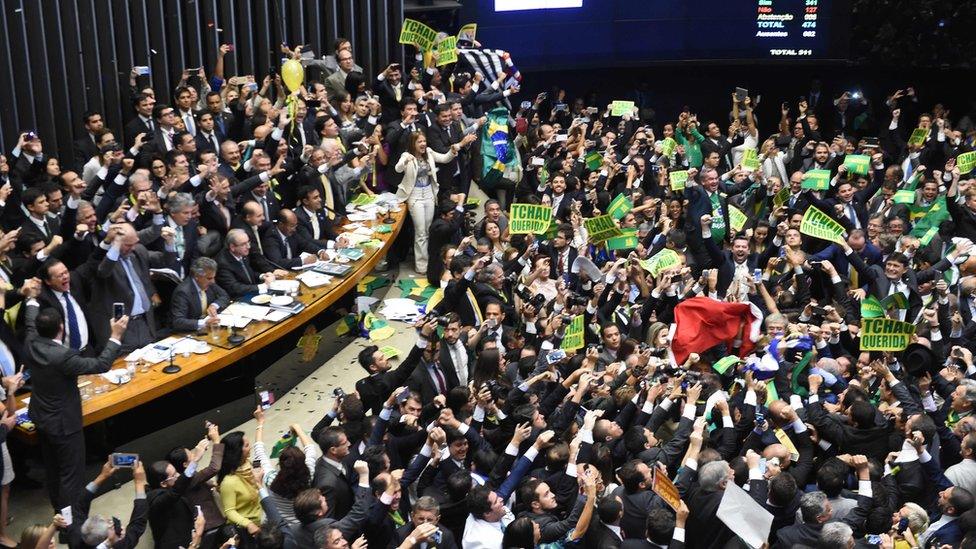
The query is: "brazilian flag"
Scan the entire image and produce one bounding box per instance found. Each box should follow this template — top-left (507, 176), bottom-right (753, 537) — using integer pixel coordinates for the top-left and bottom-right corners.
top-left (481, 107), bottom-right (519, 188)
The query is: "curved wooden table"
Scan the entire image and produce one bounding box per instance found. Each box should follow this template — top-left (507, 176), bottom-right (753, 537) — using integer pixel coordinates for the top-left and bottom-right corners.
top-left (13, 208), bottom-right (405, 441)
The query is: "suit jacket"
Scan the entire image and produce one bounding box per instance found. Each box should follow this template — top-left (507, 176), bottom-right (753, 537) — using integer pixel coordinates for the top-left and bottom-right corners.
top-left (408, 359), bottom-right (458, 404)
top-left (261, 226), bottom-right (324, 269)
top-left (89, 244), bottom-right (173, 349)
top-left (311, 458), bottom-right (354, 519)
top-left (233, 220), bottom-right (276, 274)
top-left (356, 344), bottom-right (422, 415)
top-left (124, 115), bottom-right (154, 149)
top-left (295, 206), bottom-right (340, 244)
top-left (24, 303), bottom-right (122, 436)
top-left (393, 521), bottom-right (458, 549)
top-left (426, 121), bottom-right (463, 190)
top-left (215, 248), bottom-right (263, 299)
top-left (237, 190), bottom-right (281, 225)
top-left (146, 468), bottom-right (195, 549)
top-left (194, 130), bottom-right (225, 153)
top-left (170, 277), bottom-right (230, 333)
top-left (19, 215), bottom-right (60, 246)
top-left (583, 521), bottom-right (623, 549)
top-left (73, 135), bottom-right (99, 173)
top-left (284, 485), bottom-right (373, 549)
top-left (36, 282), bottom-right (92, 351)
top-left (620, 539), bottom-right (683, 549)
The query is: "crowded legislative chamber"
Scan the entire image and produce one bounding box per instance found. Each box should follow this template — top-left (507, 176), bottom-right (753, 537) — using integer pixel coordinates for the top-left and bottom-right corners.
top-left (2, 1), bottom-right (976, 548)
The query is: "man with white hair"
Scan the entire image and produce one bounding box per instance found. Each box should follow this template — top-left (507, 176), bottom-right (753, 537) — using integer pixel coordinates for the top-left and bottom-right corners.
top-left (774, 455), bottom-right (873, 547)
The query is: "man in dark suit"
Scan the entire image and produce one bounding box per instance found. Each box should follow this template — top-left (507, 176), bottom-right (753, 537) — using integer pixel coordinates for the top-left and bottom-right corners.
top-left (439, 314), bottom-right (474, 390)
top-left (295, 186), bottom-right (340, 246)
top-left (170, 257), bottom-right (229, 333)
top-left (806, 157), bottom-right (885, 231)
top-left (24, 299), bottom-right (128, 509)
top-left (215, 228), bottom-right (278, 299)
top-left (426, 104), bottom-right (464, 195)
top-left (385, 98), bottom-right (424, 187)
top-left (72, 111), bottom-right (103, 172)
top-left (233, 201), bottom-right (276, 274)
top-left (19, 187), bottom-right (60, 246)
top-left (124, 93), bottom-right (156, 149)
top-left (541, 224), bottom-right (579, 280)
top-left (145, 192), bottom-right (199, 279)
top-left (773, 455), bottom-right (874, 548)
top-left (36, 259), bottom-right (92, 355)
top-left (312, 426), bottom-right (356, 518)
top-left (544, 174), bottom-right (577, 223)
top-left (699, 122), bottom-right (733, 173)
top-left (584, 495), bottom-right (624, 549)
top-left (373, 64), bottom-right (405, 126)
top-left (407, 336), bottom-right (455, 404)
top-left (620, 503), bottom-right (688, 549)
top-left (262, 209), bottom-right (329, 269)
top-left (194, 111), bottom-right (225, 154)
top-left (427, 197), bottom-right (466, 282)
top-left (811, 231), bottom-right (882, 284)
top-left (841, 239), bottom-right (953, 323)
top-left (392, 496), bottom-right (459, 549)
top-left (700, 225), bottom-right (758, 299)
top-left (199, 169), bottom-right (279, 236)
top-left (355, 323), bottom-right (429, 414)
top-left (89, 223), bottom-right (175, 351)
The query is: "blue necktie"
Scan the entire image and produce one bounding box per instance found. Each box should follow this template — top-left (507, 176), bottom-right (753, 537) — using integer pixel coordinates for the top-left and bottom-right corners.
top-left (63, 293), bottom-right (82, 350)
top-left (121, 256), bottom-right (150, 315)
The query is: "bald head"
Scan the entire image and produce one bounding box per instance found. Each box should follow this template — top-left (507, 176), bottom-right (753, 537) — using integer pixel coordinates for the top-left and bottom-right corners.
top-left (277, 208), bottom-right (301, 236)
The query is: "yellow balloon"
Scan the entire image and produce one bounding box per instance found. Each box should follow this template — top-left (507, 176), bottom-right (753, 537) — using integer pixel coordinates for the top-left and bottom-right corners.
top-left (281, 59), bottom-right (304, 92)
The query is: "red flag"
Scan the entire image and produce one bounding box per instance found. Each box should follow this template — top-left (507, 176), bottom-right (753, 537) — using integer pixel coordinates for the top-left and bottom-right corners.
top-left (669, 297), bottom-right (763, 364)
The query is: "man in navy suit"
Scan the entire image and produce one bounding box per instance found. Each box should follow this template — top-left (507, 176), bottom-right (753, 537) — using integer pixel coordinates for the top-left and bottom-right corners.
top-left (810, 230), bottom-right (882, 284)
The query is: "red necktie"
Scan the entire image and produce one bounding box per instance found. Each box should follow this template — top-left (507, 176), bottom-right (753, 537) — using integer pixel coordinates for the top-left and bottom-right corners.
top-left (432, 364), bottom-right (447, 394)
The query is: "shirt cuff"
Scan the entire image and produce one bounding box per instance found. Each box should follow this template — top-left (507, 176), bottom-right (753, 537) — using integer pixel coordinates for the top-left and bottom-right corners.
top-left (379, 407), bottom-right (393, 421)
top-left (505, 444), bottom-right (519, 457)
top-left (259, 171), bottom-right (271, 183)
top-left (722, 415), bottom-right (733, 428)
top-left (579, 429), bottom-right (593, 444)
top-left (748, 467), bottom-right (763, 480)
top-left (673, 528), bottom-right (685, 543)
top-left (456, 422), bottom-right (469, 435)
top-left (185, 461), bottom-right (199, 477)
top-left (919, 449), bottom-right (932, 464)
top-left (858, 479), bottom-right (872, 499)
top-left (380, 492), bottom-right (395, 505)
top-left (257, 283), bottom-right (268, 294)
top-left (109, 338), bottom-right (122, 346)
top-left (523, 446), bottom-right (539, 462)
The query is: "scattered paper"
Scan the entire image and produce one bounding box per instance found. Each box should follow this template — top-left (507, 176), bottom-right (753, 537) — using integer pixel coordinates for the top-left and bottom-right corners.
top-left (379, 298), bottom-right (423, 322)
top-left (265, 309), bottom-right (291, 322)
top-left (716, 481), bottom-right (773, 549)
top-left (223, 303), bottom-right (272, 320)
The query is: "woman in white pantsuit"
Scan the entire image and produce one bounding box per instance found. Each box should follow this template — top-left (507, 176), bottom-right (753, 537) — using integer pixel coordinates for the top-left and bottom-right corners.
top-left (395, 132), bottom-right (470, 274)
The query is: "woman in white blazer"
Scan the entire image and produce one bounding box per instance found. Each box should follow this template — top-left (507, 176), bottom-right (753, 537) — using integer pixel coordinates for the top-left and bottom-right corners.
top-left (395, 132), bottom-right (468, 273)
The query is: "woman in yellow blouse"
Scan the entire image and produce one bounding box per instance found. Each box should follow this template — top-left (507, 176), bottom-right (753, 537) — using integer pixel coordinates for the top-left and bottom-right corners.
top-left (217, 407), bottom-right (266, 547)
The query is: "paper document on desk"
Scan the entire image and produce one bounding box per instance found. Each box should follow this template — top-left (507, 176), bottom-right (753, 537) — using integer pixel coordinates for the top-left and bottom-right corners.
top-left (347, 211), bottom-right (377, 222)
top-left (351, 226), bottom-right (374, 236)
top-left (265, 309), bottom-right (291, 322)
top-left (270, 280), bottom-right (300, 294)
top-left (296, 271), bottom-right (333, 288)
top-left (101, 369), bottom-right (131, 384)
top-left (341, 232), bottom-right (372, 245)
top-left (223, 303), bottom-right (272, 321)
top-left (218, 315), bottom-right (252, 329)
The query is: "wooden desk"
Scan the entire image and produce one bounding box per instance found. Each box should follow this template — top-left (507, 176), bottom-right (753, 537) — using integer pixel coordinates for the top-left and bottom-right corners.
top-left (13, 209), bottom-right (405, 442)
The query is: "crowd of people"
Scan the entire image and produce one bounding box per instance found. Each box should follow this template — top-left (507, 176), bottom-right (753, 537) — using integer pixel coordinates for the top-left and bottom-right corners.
top-left (1, 23), bottom-right (976, 549)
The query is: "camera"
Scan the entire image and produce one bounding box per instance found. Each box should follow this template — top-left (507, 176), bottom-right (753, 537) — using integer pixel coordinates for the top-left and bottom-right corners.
top-left (567, 294), bottom-right (589, 308)
top-left (587, 343), bottom-right (603, 353)
top-left (560, 314), bottom-right (574, 324)
top-left (485, 379), bottom-right (506, 400)
top-left (333, 388), bottom-right (346, 400)
top-left (514, 286), bottom-right (546, 309)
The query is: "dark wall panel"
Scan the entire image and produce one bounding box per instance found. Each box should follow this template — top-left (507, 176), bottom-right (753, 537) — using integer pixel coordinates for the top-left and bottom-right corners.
top-left (0, 0), bottom-right (405, 162)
